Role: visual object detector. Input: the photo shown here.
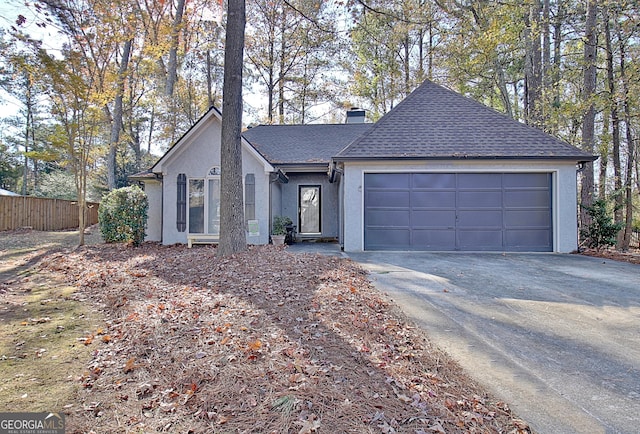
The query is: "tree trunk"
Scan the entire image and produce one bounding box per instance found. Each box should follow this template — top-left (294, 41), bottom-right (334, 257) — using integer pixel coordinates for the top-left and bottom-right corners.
top-left (107, 39), bottom-right (133, 190)
top-left (267, 31), bottom-right (276, 123)
top-left (550, 0), bottom-right (564, 134)
top-left (22, 73), bottom-right (32, 196)
top-left (524, 0), bottom-right (543, 128)
top-left (147, 107), bottom-right (155, 154)
top-left (218, 0), bottom-right (247, 257)
top-left (599, 111), bottom-right (609, 200)
top-left (418, 27), bottom-right (424, 82)
top-left (619, 31), bottom-right (635, 251)
top-left (605, 12), bottom-right (623, 247)
top-left (403, 34), bottom-right (410, 96)
top-left (206, 50), bottom-right (214, 107)
top-left (494, 62), bottom-right (513, 118)
top-left (542, 0), bottom-right (551, 88)
top-left (166, 0), bottom-right (186, 97)
top-left (77, 162), bottom-right (86, 246)
top-left (579, 0), bottom-right (598, 235)
top-left (428, 21), bottom-right (433, 80)
top-left (278, 13), bottom-right (286, 124)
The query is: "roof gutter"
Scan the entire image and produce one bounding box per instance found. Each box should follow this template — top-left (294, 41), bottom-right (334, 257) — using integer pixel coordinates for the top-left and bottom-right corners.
top-left (333, 155), bottom-right (599, 163)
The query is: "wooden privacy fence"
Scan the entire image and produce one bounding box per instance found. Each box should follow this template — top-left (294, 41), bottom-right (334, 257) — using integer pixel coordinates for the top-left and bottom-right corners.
top-left (0, 196), bottom-right (100, 232)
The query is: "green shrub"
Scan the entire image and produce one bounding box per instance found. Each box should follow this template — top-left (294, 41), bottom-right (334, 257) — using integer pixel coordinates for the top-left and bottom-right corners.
top-left (580, 198), bottom-right (623, 251)
top-left (99, 186), bottom-right (148, 246)
top-left (272, 216), bottom-right (293, 235)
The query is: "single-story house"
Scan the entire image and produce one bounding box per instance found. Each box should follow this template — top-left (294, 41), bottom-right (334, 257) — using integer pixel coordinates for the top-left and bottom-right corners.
top-left (132, 79), bottom-right (595, 252)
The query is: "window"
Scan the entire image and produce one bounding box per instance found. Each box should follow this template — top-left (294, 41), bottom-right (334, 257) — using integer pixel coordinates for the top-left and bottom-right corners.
top-left (189, 179), bottom-right (205, 233)
top-left (188, 167), bottom-right (221, 235)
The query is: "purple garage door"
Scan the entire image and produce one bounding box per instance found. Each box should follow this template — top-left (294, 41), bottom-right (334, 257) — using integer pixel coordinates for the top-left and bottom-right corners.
top-left (364, 173), bottom-right (552, 251)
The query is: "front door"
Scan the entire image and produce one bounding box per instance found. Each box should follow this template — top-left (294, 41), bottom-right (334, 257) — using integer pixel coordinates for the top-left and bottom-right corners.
top-left (299, 185), bottom-right (321, 234)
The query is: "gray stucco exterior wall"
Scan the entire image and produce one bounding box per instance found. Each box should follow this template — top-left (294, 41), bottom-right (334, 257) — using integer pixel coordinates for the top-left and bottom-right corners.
top-left (278, 173), bottom-right (339, 240)
top-left (152, 116), bottom-right (272, 245)
top-left (143, 179), bottom-right (163, 242)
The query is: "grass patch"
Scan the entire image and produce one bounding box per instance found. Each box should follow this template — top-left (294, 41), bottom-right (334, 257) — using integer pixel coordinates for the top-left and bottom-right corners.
top-left (0, 275), bottom-right (101, 413)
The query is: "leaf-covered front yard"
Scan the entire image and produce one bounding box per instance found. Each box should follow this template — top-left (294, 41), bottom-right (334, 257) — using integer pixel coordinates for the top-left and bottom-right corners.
top-left (2, 236), bottom-right (531, 433)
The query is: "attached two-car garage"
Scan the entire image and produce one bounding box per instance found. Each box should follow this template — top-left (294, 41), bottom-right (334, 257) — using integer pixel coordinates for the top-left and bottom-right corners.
top-left (364, 172), bottom-right (552, 251)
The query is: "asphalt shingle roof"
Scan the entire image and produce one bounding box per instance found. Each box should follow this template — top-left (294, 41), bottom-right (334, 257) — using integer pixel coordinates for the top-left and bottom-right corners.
top-left (335, 80), bottom-right (595, 162)
top-left (242, 124), bottom-right (371, 165)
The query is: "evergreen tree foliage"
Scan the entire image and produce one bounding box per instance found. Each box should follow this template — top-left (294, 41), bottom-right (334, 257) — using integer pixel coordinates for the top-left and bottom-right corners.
top-left (580, 198), bottom-right (624, 251)
top-left (99, 185), bottom-right (148, 246)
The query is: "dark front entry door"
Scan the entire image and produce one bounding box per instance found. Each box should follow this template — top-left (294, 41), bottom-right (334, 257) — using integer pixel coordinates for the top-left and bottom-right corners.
top-left (364, 173), bottom-right (552, 251)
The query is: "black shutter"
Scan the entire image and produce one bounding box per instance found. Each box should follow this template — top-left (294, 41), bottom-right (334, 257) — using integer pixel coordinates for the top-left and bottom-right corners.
top-left (177, 173), bottom-right (186, 232)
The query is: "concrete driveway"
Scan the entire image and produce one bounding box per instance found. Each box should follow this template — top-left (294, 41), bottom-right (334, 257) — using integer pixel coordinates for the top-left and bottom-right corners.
top-left (347, 252), bottom-right (640, 434)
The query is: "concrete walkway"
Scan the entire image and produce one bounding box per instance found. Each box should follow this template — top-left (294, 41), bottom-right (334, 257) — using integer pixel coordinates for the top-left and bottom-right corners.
top-left (346, 252), bottom-right (640, 434)
top-left (285, 240), bottom-right (345, 256)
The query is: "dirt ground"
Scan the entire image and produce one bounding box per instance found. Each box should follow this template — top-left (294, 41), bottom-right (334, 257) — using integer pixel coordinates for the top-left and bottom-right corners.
top-left (578, 247), bottom-right (640, 265)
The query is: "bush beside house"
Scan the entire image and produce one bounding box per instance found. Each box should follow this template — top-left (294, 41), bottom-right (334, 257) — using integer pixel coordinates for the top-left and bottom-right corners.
top-left (99, 186), bottom-right (148, 246)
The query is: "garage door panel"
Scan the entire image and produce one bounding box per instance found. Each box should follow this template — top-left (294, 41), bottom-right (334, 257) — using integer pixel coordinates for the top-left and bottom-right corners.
top-left (366, 209), bottom-right (410, 226)
top-left (458, 191), bottom-right (502, 207)
top-left (504, 190), bottom-right (550, 207)
top-left (366, 229), bottom-right (411, 248)
top-left (505, 229), bottom-right (552, 251)
top-left (505, 210), bottom-right (551, 227)
top-left (366, 191), bottom-right (410, 208)
top-left (412, 173), bottom-right (456, 188)
top-left (364, 173), bottom-right (552, 251)
top-left (458, 230), bottom-right (503, 249)
top-left (458, 173), bottom-right (502, 188)
top-left (411, 191), bottom-right (456, 207)
top-left (412, 210), bottom-right (456, 227)
top-left (367, 173), bottom-right (409, 188)
top-left (412, 229), bottom-right (456, 249)
top-left (504, 173), bottom-right (550, 188)
top-left (458, 210), bottom-right (503, 227)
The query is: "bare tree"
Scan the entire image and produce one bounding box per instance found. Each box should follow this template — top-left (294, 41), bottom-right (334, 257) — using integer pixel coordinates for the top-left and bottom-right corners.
top-left (107, 39), bottom-right (133, 190)
top-left (165, 0), bottom-right (186, 96)
top-left (579, 0), bottom-right (598, 234)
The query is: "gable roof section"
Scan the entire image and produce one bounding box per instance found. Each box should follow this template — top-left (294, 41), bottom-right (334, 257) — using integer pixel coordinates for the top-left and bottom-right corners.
top-left (243, 124), bottom-right (371, 165)
top-left (151, 106), bottom-right (274, 174)
top-left (335, 80), bottom-right (596, 162)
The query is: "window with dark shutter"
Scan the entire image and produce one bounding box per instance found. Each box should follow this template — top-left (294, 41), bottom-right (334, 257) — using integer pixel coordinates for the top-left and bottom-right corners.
top-left (245, 174), bottom-right (255, 220)
top-left (177, 173), bottom-right (187, 232)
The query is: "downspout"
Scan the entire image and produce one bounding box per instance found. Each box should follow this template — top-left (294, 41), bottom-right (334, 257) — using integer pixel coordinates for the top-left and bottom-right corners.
top-left (329, 160), bottom-right (345, 249)
top-left (269, 174), bottom-right (274, 242)
top-left (157, 173), bottom-right (163, 245)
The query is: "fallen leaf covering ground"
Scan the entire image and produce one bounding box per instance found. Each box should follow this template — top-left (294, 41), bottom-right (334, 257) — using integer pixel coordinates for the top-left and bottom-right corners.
top-left (578, 247), bottom-right (640, 265)
top-left (28, 242), bottom-right (533, 434)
